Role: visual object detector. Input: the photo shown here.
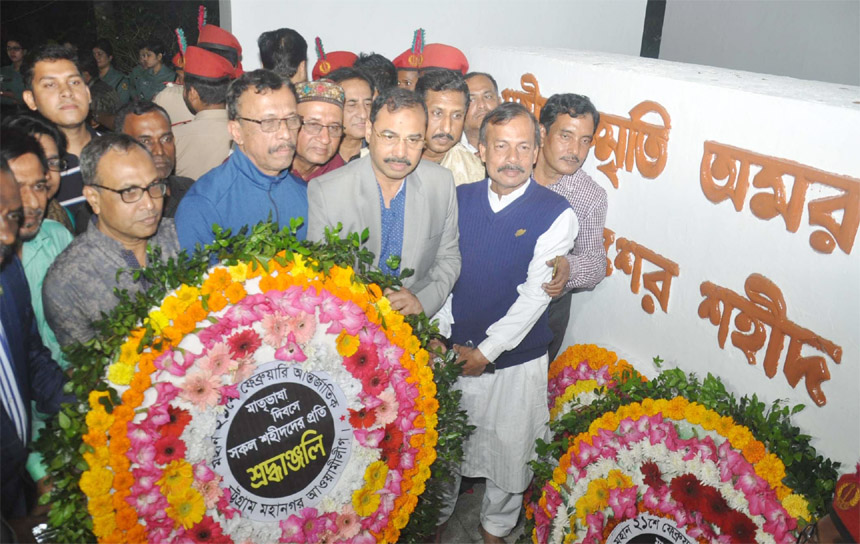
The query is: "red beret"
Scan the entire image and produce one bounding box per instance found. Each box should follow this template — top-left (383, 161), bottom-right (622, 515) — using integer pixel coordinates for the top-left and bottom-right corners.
top-left (172, 52), bottom-right (184, 69)
top-left (832, 465), bottom-right (860, 543)
top-left (312, 51), bottom-right (358, 80)
top-left (198, 25), bottom-right (242, 57)
top-left (183, 46), bottom-right (239, 80)
top-left (393, 43), bottom-right (468, 74)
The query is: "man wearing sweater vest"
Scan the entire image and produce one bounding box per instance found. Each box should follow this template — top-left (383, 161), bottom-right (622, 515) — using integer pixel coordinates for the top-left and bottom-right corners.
top-left (434, 102), bottom-right (578, 543)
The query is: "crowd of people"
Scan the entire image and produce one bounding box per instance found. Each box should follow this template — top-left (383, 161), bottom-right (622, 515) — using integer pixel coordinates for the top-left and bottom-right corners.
top-left (0, 24), bottom-right (614, 544)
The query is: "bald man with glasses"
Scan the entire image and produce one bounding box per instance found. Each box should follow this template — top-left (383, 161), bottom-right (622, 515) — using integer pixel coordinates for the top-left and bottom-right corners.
top-left (42, 133), bottom-right (180, 347)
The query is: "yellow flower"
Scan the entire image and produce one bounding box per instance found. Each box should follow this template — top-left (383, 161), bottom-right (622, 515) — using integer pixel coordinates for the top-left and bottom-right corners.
top-left (228, 262), bottom-right (249, 282)
top-left (291, 254), bottom-right (312, 277)
top-left (755, 453), bottom-right (787, 487)
top-left (376, 296), bottom-right (393, 317)
top-left (117, 340), bottom-right (140, 366)
top-left (175, 285), bottom-right (201, 310)
top-left (91, 512), bottom-right (117, 539)
top-left (160, 295), bottom-right (183, 320)
top-left (166, 486), bottom-right (205, 529)
top-left (107, 363), bottom-right (135, 386)
top-left (782, 493), bottom-right (810, 521)
top-left (146, 310), bottom-right (170, 334)
top-left (85, 408), bottom-right (113, 433)
top-left (700, 409), bottom-right (720, 431)
top-left (364, 460), bottom-right (389, 491)
top-left (336, 331), bottom-right (360, 357)
top-left (158, 460), bottom-right (193, 494)
top-left (585, 478), bottom-right (610, 510)
top-left (83, 448), bottom-right (110, 470)
top-left (683, 402), bottom-right (706, 425)
top-left (87, 494), bottom-right (113, 518)
top-left (352, 486), bottom-right (381, 516)
top-left (606, 469), bottom-right (632, 489)
top-left (88, 390), bottom-right (111, 410)
top-left (404, 335), bottom-right (420, 355)
top-left (80, 467), bottom-right (113, 496)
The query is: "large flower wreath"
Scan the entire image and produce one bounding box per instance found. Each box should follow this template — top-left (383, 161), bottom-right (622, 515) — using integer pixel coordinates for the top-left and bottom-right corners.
top-left (526, 351), bottom-right (840, 544)
top-left (36, 223), bottom-right (472, 544)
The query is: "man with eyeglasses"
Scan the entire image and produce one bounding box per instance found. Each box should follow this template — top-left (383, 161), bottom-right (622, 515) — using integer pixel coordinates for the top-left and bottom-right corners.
top-left (43, 133), bottom-right (180, 348)
top-left (174, 45), bottom-right (242, 180)
top-left (290, 80), bottom-right (346, 183)
top-left (175, 69), bottom-right (308, 251)
top-left (308, 87), bottom-right (460, 317)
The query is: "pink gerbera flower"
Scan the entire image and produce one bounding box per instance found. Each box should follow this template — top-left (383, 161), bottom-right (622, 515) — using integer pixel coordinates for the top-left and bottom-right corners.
top-left (261, 312), bottom-right (291, 347)
top-left (180, 371), bottom-right (221, 408)
top-left (287, 311), bottom-right (316, 344)
top-left (374, 388), bottom-right (399, 426)
top-left (361, 368), bottom-right (389, 396)
top-left (227, 329), bottom-right (262, 358)
top-left (275, 332), bottom-right (308, 362)
top-left (335, 506), bottom-right (361, 540)
top-left (199, 342), bottom-right (236, 376)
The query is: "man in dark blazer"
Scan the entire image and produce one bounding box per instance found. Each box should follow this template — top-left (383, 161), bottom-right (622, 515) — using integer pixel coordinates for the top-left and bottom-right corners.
top-left (308, 87), bottom-right (460, 317)
top-left (1, 158), bottom-right (71, 531)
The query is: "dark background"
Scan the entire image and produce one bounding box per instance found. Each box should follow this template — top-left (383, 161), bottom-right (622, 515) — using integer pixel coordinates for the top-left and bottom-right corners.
top-left (1, 1), bottom-right (220, 72)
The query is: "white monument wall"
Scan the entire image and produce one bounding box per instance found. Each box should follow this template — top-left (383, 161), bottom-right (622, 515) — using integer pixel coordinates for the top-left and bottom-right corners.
top-left (468, 46), bottom-right (860, 468)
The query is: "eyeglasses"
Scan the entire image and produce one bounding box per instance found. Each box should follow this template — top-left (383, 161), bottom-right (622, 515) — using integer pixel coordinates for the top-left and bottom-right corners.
top-left (92, 180), bottom-right (167, 203)
top-left (301, 120), bottom-right (344, 138)
top-left (796, 522), bottom-right (818, 544)
top-left (238, 116), bottom-right (302, 133)
top-left (46, 158), bottom-right (67, 172)
top-left (373, 131), bottom-right (425, 149)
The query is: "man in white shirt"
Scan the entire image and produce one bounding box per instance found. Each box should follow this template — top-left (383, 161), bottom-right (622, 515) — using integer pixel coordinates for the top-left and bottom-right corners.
top-left (434, 102), bottom-right (577, 543)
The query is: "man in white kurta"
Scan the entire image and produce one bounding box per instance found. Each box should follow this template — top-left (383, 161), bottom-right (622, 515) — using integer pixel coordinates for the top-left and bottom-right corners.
top-left (434, 103), bottom-right (577, 542)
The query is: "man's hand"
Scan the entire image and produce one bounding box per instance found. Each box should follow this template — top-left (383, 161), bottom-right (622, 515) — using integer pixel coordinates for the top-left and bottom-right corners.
top-left (453, 344), bottom-right (491, 376)
top-left (384, 287), bottom-right (424, 315)
top-left (542, 256), bottom-right (569, 297)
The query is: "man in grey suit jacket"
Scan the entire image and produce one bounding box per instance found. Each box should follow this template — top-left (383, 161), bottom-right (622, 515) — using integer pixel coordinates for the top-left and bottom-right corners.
top-left (308, 87), bottom-right (460, 317)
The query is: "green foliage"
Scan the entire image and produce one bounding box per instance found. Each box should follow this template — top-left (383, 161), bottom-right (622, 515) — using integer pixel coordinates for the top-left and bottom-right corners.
top-left (34, 221), bottom-right (472, 543)
top-left (524, 367), bottom-right (840, 541)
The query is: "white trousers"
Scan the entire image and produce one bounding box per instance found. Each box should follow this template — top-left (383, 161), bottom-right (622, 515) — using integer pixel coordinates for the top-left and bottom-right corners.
top-left (438, 473), bottom-right (523, 538)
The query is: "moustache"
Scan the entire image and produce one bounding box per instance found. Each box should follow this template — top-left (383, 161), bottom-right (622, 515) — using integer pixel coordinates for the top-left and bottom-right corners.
top-left (560, 155), bottom-right (581, 164)
top-left (384, 157), bottom-right (412, 167)
top-left (269, 142), bottom-right (296, 153)
top-left (432, 133), bottom-right (454, 142)
top-left (497, 164), bottom-right (526, 174)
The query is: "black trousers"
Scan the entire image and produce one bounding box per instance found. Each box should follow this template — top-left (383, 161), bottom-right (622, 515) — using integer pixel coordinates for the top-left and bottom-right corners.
top-left (547, 290), bottom-right (573, 363)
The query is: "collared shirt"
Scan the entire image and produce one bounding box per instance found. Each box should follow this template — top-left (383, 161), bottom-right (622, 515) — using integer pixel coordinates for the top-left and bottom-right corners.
top-left (21, 220), bottom-right (73, 368)
top-left (175, 147), bottom-right (308, 251)
top-left (101, 65), bottom-right (133, 105)
top-left (0, 64), bottom-right (25, 105)
top-left (131, 64), bottom-right (175, 101)
top-left (377, 181), bottom-right (407, 276)
top-left (174, 108), bottom-right (232, 180)
top-left (153, 83), bottom-right (194, 126)
top-left (546, 168), bottom-right (608, 291)
top-left (460, 131), bottom-right (478, 154)
top-left (42, 217), bottom-right (180, 347)
top-left (440, 142), bottom-right (486, 186)
top-left (293, 153), bottom-right (346, 183)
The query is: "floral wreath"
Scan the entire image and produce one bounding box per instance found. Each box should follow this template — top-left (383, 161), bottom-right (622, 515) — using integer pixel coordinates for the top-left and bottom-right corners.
top-left (37, 223), bottom-right (472, 544)
top-left (526, 350), bottom-right (840, 544)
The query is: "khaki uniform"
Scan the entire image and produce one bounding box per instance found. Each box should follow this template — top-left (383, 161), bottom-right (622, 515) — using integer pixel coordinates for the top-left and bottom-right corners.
top-left (440, 142), bottom-right (485, 185)
top-left (174, 108), bottom-right (232, 180)
top-left (153, 84), bottom-right (194, 127)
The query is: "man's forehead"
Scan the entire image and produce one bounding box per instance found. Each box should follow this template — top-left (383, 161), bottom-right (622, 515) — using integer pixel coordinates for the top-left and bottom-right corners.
top-left (9, 153), bottom-right (46, 177)
top-left (240, 87), bottom-right (294, 110)
top-left (467, 76), bottom-right (495, 93)
top-left (374, 106), bottom-right (426, 126)
top-left (98, 147), bottom-right (156, 181)
top-left (0, 171), bottom-right (22, 206)
top-left (427, 89), bottom-right (467, 107)
top-left (341, 79), bottom-right (372, 97)
top-left (35, 59), bottom-right (82, 78)
top-left (126, 111), bottom-right (171, 133)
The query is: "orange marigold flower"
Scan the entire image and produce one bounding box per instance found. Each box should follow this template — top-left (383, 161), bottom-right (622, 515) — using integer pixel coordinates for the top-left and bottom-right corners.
top-left (121, 388), bottom-right (144, 408)
top-left (113, 471), bottom-right (135, 492)
top-left (225, 282), bottom-right (247, 304)
top-left (207, 291), bottom-right (229, 313)
top-left (129, 372), bottom-right (151, 392)
top-left (115, 506), bottom-right (138, 530)
top-left (126, 524), bottom-right (147, 544)
top-left (186, 300), bottom-right (208, 323)
top-left (138, 353), bottom-right (156, 375)
top-left (742, 439), bottom-right (767, 464)
top-left (201, 268), bottom-right (231, 295)
top-left (174, 312), bottom-right (198, 335)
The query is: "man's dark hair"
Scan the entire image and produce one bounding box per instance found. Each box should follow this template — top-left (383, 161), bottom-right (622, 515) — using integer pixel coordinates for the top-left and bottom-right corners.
top-left (539, 93), bottom-right (600, 135)
top-left (0, 128), bottom-right (49, 174)
top-left (326, 67), bottom-right (375, 96)
top-left (137, 38), bottom-right (166, 58)
top-left (353, 53), bottom-right (397, 93)
top-left (115, 101), bottom-right (171, 133)
top-left (93, 38), bottom-right (114, 57)
top-left (226, 69), bottom-right (296, 121)
top-left (1, 112), bottom-right (68, 158)
top-left (78, 51), bottom-right (99, 79)
top-left (369, 86), bottom-right (427, 125)
top-left (21, 44), bottom-right (81, 90)
top-left (80, 133), bottom-right (147, 186)
top-left (257, 28), bottom-right (307, 78)
top-left (414, 69), bottom-right (470, 112)
top-left (464, 72), bottom-right (499, 94)
top-left (184, 74), bottom-right (231, 106)
top-left (478, 102), bottom-right (541, 147)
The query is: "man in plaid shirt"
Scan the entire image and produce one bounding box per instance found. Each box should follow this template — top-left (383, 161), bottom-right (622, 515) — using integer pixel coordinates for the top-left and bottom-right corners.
top-left (533, 93), bottom-right (608, 361)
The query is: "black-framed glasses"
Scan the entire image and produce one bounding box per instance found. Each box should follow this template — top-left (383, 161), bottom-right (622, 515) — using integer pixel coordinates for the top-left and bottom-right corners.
top-left (92, 180), bottom-right (167, 203)
top-left (46, 157), bottom-right (67, 172)
top-left (301, 120), bottom-right (344, 138)
top-left (238, 115), bottom-right (302, 133)
top-left (796, 522), bottom-right (818, 544)
top-left (373, 130), bottom-right (425, 149)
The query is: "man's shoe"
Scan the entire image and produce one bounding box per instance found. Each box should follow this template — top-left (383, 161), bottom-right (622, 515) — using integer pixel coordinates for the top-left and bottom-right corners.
top-left (479, 524), bottom-right (505, 544)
